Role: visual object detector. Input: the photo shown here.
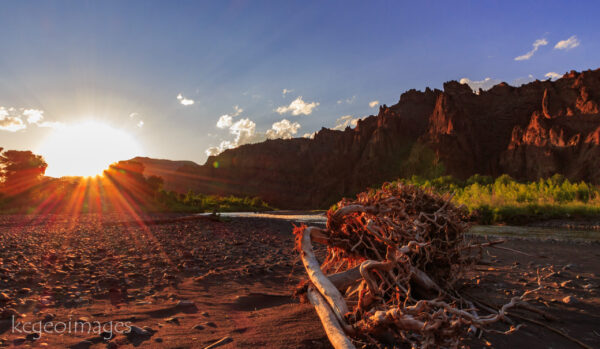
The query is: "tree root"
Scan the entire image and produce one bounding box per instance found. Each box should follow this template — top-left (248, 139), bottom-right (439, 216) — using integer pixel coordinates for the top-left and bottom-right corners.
top-left (295, 183), bottom-right (555, 348)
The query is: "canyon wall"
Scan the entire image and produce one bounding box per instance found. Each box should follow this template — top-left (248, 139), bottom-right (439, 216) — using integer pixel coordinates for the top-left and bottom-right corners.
top-left (135, 68), bottom-right (600, 208)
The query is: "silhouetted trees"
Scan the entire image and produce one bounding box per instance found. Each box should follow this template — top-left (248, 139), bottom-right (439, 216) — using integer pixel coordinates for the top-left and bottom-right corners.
top-left (0, 151), bottom-right (271, 214)
top-left (146, 175), bottom-right (164, 195)
top-left (0, 148), bottom-right (48, 195)
top-left (102, 160), bottom-right (167, 209)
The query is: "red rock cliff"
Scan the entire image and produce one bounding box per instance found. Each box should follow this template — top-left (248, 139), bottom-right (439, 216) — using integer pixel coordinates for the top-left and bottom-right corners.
top-left (137, 68), bottom-right (600, 209)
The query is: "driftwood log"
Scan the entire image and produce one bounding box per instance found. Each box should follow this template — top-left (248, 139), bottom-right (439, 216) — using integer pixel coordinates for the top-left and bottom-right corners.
top-left (295, 183), bottom-right (532, 348)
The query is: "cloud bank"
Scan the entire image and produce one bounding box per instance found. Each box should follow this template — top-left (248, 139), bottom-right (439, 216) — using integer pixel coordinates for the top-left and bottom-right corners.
top-left (0, 107), bottom-right (61, 132)
top-left (206, 112), bottom-right (302, 156)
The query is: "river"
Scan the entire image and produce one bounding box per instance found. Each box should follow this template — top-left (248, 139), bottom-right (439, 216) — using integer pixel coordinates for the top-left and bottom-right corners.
top-left (199, 211), bottom-right (600, 242)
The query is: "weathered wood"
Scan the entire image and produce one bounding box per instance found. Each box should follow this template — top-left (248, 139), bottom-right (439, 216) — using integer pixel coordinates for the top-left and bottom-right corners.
top-left (300, 226), bottom-right (351, 331)
top-left (307, 286), bottom-right (356, 349)
top-left (327, 265), bottom-right (361, 291)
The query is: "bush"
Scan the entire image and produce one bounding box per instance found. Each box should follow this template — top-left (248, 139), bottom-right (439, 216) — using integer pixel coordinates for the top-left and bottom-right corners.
top-left (156, 190), bottom-right (273, 213)
top-left (385, 174), bottom-right (600, 224)
top-left (466, 174), bottom-right (494, 186)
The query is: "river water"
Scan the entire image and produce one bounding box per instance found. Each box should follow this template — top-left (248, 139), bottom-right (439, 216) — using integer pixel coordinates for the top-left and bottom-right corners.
top-left (199, 211), bottom-right (600, 242)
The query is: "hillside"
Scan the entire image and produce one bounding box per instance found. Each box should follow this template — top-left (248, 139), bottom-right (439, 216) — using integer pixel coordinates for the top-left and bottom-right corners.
top-left (134, 68), bottom-right (600, 209)
top-left (131, 156), bottom-right (203, 193)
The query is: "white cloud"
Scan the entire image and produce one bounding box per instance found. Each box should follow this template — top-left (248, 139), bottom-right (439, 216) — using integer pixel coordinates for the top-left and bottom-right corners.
top-left (303, 132), bottom-right (316, 139)
top-left (206, 140), bottom-right (235, 156)
top-left (461, 75), bottom-right (538, 91)
top-left (206, 114), bottom-right (303, 156)
top-left (205, 117), bottom-right (259, 156)
top-left (0, 115), bottom-right (26, 132)
top-left (205, 146), bottom-right (219, 156)
top-left (513, 74), bottom-right (535, 86)
top-left (266, 119), bottom-right (300, 139)
top-left (459, 77), bottom-right (502, 91)
top-left (232, 105), bottom-right (243, 117)
top-left (229, 118), bottom-right (258, 146)
top-left (23, 109), bottom-right (44, 124)
top-left (282, 88), bottom-right (293, 96)
top-left (332, 115), bottom-right (360, 131)
top-left (177, 93), bottom-right (195, 106)
top-left (37, 121), bottom-right (64, 129)
top-left (216, 106), bottom-right (243, 129)
top-left (368, 100), bottom-right (379, 108)
top-left (276, 97), bottom-right (319, 116)
top-left (554, 35), bottom-right (580, 50)
top-left (545, 72), bottom-right (562, 80)
top-left (0, 106), bottom-right (60, 131)
top-left (128, 112), bottom-right (143, 128)
top-left (337, 96), bottom-right (356, 105)
top-left (216, 114), bottom-right (233, 129)
top-left (514, 38), bottom-right (548, 61)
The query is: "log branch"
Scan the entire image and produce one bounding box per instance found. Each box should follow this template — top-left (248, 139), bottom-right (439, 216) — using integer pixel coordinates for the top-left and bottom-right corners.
top-left (307, 286), bottom-right (356, 349)
top-left (300, 226), bottom-right (352, 332)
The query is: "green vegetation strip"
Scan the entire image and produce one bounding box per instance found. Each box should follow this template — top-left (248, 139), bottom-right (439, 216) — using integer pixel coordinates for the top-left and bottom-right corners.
top-left (387, 174), bottom-right (600, 224)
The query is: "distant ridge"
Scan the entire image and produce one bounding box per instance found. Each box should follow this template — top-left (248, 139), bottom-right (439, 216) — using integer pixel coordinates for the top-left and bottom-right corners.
top-left (133, 68), bottom-right (600, 209)
top-left (131, 157), bottom-right (201, 193)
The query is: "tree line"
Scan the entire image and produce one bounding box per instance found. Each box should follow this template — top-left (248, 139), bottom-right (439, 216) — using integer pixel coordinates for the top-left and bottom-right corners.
top-left (0, 148), bottom-right (271, 214)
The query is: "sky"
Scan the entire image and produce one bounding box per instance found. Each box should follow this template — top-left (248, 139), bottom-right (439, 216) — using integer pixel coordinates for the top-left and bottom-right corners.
top-left (0, 0), bottom-right (598, 175)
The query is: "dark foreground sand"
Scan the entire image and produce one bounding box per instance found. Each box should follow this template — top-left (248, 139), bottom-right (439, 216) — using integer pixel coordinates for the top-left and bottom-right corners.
top-left (0, 214), bottom-right (598, 348)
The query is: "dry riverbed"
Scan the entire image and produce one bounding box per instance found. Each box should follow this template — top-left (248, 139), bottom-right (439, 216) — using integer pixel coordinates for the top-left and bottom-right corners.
top-left (0, 213), bottom-right (598, 348)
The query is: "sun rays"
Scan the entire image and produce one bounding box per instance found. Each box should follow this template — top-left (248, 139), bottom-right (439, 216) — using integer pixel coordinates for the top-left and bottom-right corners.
top-left (38, 121), bottom-right (141, 178)
top-left (20, 160), bottom-right (158, 221)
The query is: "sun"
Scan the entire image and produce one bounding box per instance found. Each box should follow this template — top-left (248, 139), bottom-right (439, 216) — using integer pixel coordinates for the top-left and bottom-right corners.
top-left (38, 121), bottom-right (142, 177)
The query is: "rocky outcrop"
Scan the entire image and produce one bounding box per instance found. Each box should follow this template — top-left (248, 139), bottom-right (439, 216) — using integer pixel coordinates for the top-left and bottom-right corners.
top-left (498, 70), bottom-right (600, 181)
top-left (499, 111), bottom-right (600, 181)
top-left (135, 68), bottom-right (600, 209)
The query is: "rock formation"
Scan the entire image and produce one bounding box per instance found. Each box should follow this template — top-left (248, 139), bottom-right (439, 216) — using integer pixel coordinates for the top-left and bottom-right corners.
top-left (134, 68), bottom-right (600, 209)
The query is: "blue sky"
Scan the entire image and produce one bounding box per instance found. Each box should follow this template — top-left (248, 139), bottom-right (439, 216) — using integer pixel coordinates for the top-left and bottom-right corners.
top-left (0, 0), bottom-right (598, 172)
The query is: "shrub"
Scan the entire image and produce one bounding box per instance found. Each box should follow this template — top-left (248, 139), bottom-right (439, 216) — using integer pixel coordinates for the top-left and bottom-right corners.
top-left (387, 174), bottom-right (600, 224)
